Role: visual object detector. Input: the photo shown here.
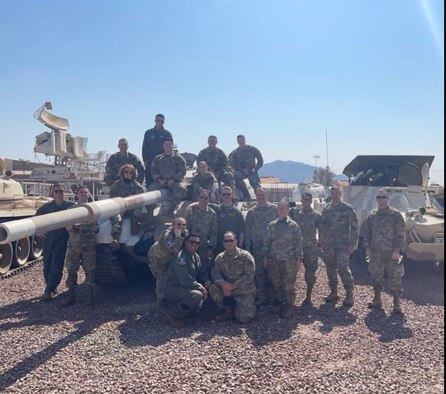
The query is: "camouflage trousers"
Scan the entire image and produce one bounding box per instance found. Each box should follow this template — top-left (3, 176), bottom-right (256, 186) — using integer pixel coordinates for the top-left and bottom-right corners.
top-left (267, 259), bottom-right (297, 305)
top-left (252, 251), bottom-right (267, 303)
top-left (233, 170), bottom-right (260, 189)
top-left (65, 243), bottom-right (97, 288)
top-left (147, 252), bottom-right (171, 302)
top-left (164, 286), bottom-right (204, 319)
top-left (209, 284), bottom-right (256, 324)
top-left (217, 171), bottom-right (236, 194)
top-left (368, 250), bottom-right (404, 295)
top-left (303, 245), bottom-right (320, 289)
top-left (147, 181), bottom-right (187, 205)
top-left (322, 246), bottom-right (354, 290)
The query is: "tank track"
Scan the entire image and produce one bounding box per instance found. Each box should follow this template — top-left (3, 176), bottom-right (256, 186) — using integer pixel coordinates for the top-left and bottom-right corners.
top-left (0, 257), bottom-right (43, 280)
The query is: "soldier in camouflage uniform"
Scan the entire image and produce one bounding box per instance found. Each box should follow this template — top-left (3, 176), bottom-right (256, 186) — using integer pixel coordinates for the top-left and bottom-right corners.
top-left (364, 189), bottom-right (405, 313)
top-left (104, 138), bottom-right (145, 186)
top-left (209, 231), bottom-right (256, 324)
top-left (263, 202), bottom-right (303, 318)
top-left (109, 164), bottom-right (145, 248)
top-left (245, 188), bottom-right (278, 306)
top-left (148, 217), bottom-right (188, 305)
top-left (196, 135), bottom-right (236, 192)
top-left (147, 138), bottom-right (187, 215)
top-left (62, 186), bottom-right (99, 306)
top-left (228, 135), bottom-right (263, 200)
top-left (191, 161), bottom-right (219, 203)
top-left (320, 186), bottom-right (358, 307)
top-left (289, 192), bottom-right (324, 306)
top-left (162, 234), bottom-right (210, 328)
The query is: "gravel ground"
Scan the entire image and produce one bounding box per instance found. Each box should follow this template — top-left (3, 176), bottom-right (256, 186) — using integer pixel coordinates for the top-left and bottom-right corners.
top-left (0, 258), bottom-right (443, 393)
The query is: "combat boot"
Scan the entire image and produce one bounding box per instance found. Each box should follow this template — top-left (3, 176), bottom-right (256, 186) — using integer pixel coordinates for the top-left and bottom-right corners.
top-left (368, 286), bottom-right (382, 309)
top-left (281, 304), bottom-right (294, 319)
top-left (215, 305), bottom-right (234, 322)
top-left (85, 285), bottom-right (94, 306)
top-left (393, 293), bottom-right (403, 314)
top-left (302, 287), bottom-right (313, 306)
top-left (61, 288), bottom-right (76, 307)
top-left (159, 307), bottom-right (185, 328)
top-left (343, 288), bottom-right (354, 307)
top-left (324, 285), bottom-right (340, 303)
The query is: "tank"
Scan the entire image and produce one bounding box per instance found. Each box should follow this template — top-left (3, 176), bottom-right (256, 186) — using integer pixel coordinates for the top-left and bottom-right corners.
top-left (314, 155), bottom-right (444, 264)
top-left (0, 172), bottom-right (52, 274)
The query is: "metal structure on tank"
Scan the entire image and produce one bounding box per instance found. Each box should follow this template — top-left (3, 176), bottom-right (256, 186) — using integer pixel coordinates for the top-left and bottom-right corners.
top-left (314, 155), bottom-right (444, 264)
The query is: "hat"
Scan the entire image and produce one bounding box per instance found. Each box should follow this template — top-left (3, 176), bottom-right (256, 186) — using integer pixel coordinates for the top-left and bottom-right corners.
top-left (376, 189), bottom-right (389, 197)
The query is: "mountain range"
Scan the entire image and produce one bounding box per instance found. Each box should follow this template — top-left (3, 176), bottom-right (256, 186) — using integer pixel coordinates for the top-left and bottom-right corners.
top-left (259, 160), bottom-right (346, 184)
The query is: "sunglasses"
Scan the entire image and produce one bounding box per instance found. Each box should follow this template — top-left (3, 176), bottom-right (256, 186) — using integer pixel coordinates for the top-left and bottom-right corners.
top-left (199, 196), bottom-right (209, 200)
top-left (175, 223), bottom-right (186, 227)
top-left (222, 193), bottom-right (232, 197)
top-left (188, 240), bottom-right (200, 245)
top-left (53, 190), bottom-right (64, 193)
top-left (124, 170), bottom-right (134, 174)
top-left (224, 239), bottom-right (235, 243)
top-left (376, 196), bottom-right (388, 199)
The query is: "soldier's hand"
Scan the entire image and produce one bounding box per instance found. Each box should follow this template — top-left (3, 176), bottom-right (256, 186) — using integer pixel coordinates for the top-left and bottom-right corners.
top-left (66, 225), bottom-right (73, 232)
top-left (167, 179), bottom-right (175, 187)
top-left (204, 280), bottom-right (211, 289)
top-left (392, 250), bottom-right (400, 262)
top-left (346, 245), bottom-right (355, 256)
top-left (206, 248), bottom-right (214, 260)
top-left (365, 247), bottom-right (372, 258)
top-left (199, 285), bottom-right (208, 300)
top-left (263, 256), bottom-right (269, 270)
top-left (36, 232), bottom-right (47, 239)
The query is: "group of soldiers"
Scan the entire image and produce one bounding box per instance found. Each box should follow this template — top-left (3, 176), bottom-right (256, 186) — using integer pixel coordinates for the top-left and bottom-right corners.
top-left (35, 113), bottom-right (406, 325)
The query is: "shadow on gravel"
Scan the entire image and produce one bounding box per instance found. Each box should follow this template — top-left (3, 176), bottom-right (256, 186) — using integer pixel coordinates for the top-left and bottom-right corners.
top-left (364, 308), bottom-right (413, 343)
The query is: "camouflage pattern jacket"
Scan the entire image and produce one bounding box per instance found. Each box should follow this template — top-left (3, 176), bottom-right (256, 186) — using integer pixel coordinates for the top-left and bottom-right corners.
top-left (150, 153), bottom-right (186, 182)
top-left (186, 206), bottom-right (218, 249)
top-left (263, 217), bottom-right (303, 262)
top-left (321, 202), bottom-right (359, 248)
top-left (211, 248), bottom-right (256, 294)
top-left (109, 179), bottom-right (144, 218)
top-left (290, 207), bottom-right (324, 249)
top-left (149, 229), bottom-right (186, 262)
top-left (104, 151), bottom-right (145, 186)
top-left (196, 147), bottom-right (229, 176)
top-left (191, 172), bottom-right (219, 198)
top-left (245, 202), bottom-right (278, 254)
top-left (228, 145), bottom-right (264, 172)
top-left (364, 206), bottom-right (405, 252)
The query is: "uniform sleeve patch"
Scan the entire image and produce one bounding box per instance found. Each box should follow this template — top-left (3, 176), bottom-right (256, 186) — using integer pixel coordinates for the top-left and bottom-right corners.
top-left (178, 257), bottom-right (187, 266)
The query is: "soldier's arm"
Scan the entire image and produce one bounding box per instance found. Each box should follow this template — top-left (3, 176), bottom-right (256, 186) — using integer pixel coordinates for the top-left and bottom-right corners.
top-left (262, 225), bottom-right (273, 257)
top-left (109, 181), bottom-right (120, 198)
top-left (150, 156), bottom-right (161, 181)
top-left (363, 214), bottom-right (373, 248)
top-left (134, 156), bottom-right (146, 184)
top-left (174, 156), bottom-right (187, 181)
top-left (234, 252), bottom-right (255, 289)
top-left (293, 224), bottom-right (304, 260)
top-left (209, 213), bottom-right (218, 249)
top-left (349, 208), bottom-right (359, 247)
top-left (393, 211), bottom-right (406, 251)
top-left (174, 256), bottom-right (202, 289)
top-left (254, 147), bottom-right (264, 170)
top-left (244, 211), bottom-right (253, 252)
top-left (142, 131), bottom-right (150, 163)
top-left (219, 150), bottom-right (228, 168)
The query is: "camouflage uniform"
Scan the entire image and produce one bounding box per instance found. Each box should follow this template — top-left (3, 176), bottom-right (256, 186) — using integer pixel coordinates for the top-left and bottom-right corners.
top-left (228, 145), bottom-right (263, 194)
top-left (164, 249), bottom-right (209, 319)
top-left (321, 202), bottom-right (358, 292)
top-left (364, 206), bottom-right (405, 295)
top-left (245, 202), bottom-right (278, 304)
top-left (263, 217), bottom-right (303, 306)
top-left (104, 151), bottom-right (145, 186)
top-left (109, 179), bottom-right (145, 237)
top-left (142, 127), bottom-right (173, 184)
top-left (186, 205), bottom-right (218, 273)
top-left (148, 229), bottom-right (187, 302)
top-left (290, 207), bottom-right (324, 292)
top-left (209, 248), bottom-right (256, 323)
top-left (191, 172), bottom-right (219, 201)
top-left (196, 147), bottom-right (236, 191)
top-left (148, 152), bottom-right (187, 205)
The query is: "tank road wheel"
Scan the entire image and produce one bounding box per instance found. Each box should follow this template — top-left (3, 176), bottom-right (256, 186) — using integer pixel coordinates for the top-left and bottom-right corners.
top-left (0, 243), bottom-right (13, 274)
top-left (30, 235), bottom-right (43, 259)
top-left (12, 238), bottom-right (30, 267)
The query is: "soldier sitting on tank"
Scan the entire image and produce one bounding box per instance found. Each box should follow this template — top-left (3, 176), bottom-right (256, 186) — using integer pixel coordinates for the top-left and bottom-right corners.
top-left (191, 161), bottom-right (219, 203)
top-left (104, 138), bottom-right (145, 187)
top-left (109, 164), bottom-right (145, 249)
top-left (228, 135), bottom-right (263, 200)
top-left (62, 186), bottom-right (100, 307)
top-left (209, 231), bottom-right (256, 324)
top-left (161, 233), bottom-right (210, 328)
top-left (147, 138), bottom-right (187, 217)
top-left (196, 135), bottom-right (236, 194)
top-left (148, 217), bottom-right (188, 308)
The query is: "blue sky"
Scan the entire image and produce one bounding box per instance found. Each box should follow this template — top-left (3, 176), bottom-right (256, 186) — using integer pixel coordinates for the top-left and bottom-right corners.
top-left (0, 0), bottom-right (444, 183)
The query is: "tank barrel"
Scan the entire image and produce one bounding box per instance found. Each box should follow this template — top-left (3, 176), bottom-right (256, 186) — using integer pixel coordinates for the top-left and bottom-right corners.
top-left (0, 189), bottom-right (169, 244)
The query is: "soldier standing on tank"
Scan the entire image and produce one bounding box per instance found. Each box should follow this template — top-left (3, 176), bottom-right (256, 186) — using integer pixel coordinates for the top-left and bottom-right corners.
top-left (289, 192), bottom-right (324, 306)
top-left (147, 138), bottom-right (187, 216)
top-left (263, 201), bottom-right (303, 318)
top-left (162, 233), bottom-right (210, 328)
top-left (104, 138), bottom-right (145, 186)
top-left (320, 186), bottom-right (358, 307)
top-left (142, 114), bottom-right (173, 186)
top-left (109, 164), bottom-right (145, 249)
top-left (35, 183), bottom-right (76, 301)
top-left (62, 186), bottom-right (99, 307)
top-left (209, 231), bottom-right (256, 324)
top-left (364, 189), bottom-right (405, 313)
top-left (148, 217), bottom-right (188, 307)
top-left (228, 135), bottom-right (263, 200)
top-left (191, 161), bottom-right (219, 203)
top-left (186, 189), bottom-right (218, 277)
top-left (196, 135), bottom-right (236, 193)
top-left (245, 188), bottom-right (278, 306)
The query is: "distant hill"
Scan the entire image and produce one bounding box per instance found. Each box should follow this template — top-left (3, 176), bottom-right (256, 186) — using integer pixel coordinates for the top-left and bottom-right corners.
top-left (259, 160), bottom-right (346, 184)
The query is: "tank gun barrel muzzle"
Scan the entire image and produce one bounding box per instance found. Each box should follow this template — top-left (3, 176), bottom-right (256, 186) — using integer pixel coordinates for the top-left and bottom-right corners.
top-left (0, 189), bottom-right (169, 244)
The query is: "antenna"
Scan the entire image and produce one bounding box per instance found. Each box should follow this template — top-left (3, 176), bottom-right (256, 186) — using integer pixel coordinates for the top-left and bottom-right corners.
top-left (313, 155), bottom-right (320, 168)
